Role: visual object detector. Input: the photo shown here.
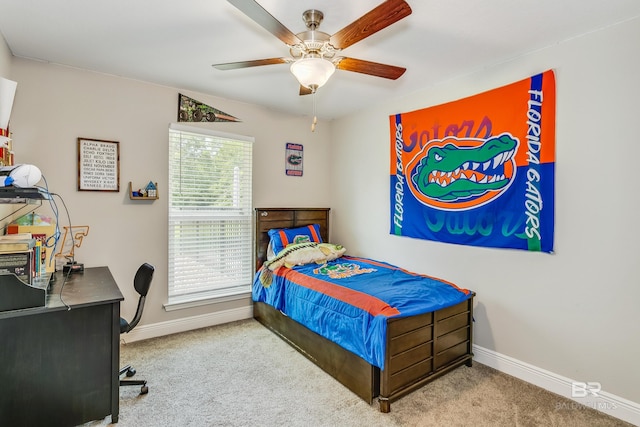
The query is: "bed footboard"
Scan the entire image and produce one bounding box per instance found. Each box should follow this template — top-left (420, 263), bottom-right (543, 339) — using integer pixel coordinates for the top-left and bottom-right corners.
top-left (379, 294), bottom-right (475, 412)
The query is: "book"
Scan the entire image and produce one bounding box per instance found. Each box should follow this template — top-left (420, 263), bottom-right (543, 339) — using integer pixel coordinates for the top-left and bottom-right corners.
top-left (0, 232), bottom-right (32, 240)
top-left (34, 240), bottom-right (42, 275)
top-left (0, 250), bottom-right (33, 284)
top-left (0, 237), bottom-right (36, 252)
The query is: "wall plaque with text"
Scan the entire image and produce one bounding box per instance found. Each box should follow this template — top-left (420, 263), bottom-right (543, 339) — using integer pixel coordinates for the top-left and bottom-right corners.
top-left (77, 138), bottom-right (120, 192)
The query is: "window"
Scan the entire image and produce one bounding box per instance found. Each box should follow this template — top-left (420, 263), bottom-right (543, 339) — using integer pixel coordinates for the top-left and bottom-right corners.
top-left (167, 124), bottom-right (253, 309)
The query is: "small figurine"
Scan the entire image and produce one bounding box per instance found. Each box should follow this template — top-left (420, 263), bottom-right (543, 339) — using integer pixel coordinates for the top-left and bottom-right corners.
top-left (145, 181), bottom-right (157, 198)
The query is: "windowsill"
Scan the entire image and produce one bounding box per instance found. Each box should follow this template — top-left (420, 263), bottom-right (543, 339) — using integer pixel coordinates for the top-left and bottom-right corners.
top-left (163, 290), bottom-right (252, 312)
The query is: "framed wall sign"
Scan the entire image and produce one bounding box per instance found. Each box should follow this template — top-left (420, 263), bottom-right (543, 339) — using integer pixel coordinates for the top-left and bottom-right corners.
top-left (77, 138), bottom-right (120, 192)
top-left (285, 142), bottom-right (303, 176)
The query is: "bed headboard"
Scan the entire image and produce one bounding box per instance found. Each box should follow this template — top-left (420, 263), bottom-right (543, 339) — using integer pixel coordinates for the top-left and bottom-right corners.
top-left (254, 208), bottom-right (330, 271)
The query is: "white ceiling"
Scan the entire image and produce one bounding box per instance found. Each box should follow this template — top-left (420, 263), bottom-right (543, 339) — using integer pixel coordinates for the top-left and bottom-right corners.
top-left (1, 0), bottom-right (639, 120)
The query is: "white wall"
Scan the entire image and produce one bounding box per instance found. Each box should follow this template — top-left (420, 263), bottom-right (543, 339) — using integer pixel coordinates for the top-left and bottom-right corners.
top-left (0, 35), bottom-right (10, 77)
top-left (330, 16), bottom-right (640, 406)
top-left (8, 57), bottom-right (332, 328)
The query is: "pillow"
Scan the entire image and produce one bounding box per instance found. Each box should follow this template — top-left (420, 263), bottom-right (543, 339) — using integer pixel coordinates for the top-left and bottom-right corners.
top-left (266, 241), bottom-right (276, 261)
top-left (268, 224), bottom-right (323, 255)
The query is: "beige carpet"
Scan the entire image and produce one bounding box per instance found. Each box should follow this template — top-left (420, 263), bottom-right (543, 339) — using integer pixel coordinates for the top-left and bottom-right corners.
top-left (85, 319), bottom-right (631, 427)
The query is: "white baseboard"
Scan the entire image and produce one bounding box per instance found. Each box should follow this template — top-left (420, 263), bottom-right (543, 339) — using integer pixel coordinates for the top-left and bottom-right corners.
top-left (120, 305), bottom-right (253, 344)
top-left (473, 344), bottom-right (640, 426)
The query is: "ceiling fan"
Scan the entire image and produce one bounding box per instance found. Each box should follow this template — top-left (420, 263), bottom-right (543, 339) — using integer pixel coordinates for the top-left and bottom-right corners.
top-left (213, 0), bottom-right (412, 96)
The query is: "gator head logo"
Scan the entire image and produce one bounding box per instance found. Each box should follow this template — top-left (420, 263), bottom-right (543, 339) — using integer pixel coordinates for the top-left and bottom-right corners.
top-left (313, 263), bottom-right (376, 279)
top-left (287, 154), bottom-right (302, 165)
top-left (406, 133), bottom-right (519, 211)
top-left (292, 234), bottom-right (311, 244)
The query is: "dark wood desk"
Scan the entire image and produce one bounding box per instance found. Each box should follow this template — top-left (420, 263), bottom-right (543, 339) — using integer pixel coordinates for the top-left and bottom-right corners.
top-left (0, 267), bottom-right (123, 426)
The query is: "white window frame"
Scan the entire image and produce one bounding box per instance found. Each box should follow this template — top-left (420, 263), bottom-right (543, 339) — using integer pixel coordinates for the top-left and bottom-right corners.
top-left (165, 123), bottom-right (253, 311)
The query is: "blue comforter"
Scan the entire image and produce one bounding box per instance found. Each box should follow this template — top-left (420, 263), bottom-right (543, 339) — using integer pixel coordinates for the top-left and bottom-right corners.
top-left (252, 255), bottom-right (472, 370)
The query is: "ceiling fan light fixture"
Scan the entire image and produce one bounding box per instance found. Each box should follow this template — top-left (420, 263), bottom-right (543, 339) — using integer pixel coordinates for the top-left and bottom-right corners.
top-left (290, 57), bottom-right (335, 90)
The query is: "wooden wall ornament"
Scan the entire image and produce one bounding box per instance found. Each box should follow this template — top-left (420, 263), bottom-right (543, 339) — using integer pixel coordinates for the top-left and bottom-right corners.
top-left (177, 94), bottom-right (241, 123)
top-left (77, 138), bottom-right (120, 192)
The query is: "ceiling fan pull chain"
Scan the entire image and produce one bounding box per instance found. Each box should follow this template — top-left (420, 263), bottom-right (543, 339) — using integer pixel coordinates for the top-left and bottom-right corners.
top-left (311, 92), bottom-right (318, 132)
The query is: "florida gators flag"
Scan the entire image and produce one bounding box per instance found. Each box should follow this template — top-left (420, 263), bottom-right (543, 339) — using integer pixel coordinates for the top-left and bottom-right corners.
top-left (390, 70), bottom-right (555, 252)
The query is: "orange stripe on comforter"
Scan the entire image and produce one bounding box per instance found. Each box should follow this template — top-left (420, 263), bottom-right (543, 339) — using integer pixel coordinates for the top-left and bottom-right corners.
top-left (275, 268), bottom-right (401, 317)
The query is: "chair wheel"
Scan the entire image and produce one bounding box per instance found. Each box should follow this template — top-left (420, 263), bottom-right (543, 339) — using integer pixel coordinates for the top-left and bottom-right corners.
top-left (126, 367), bottom-right (136, 377)
top-left (140, 385), bottom-right (149, 395)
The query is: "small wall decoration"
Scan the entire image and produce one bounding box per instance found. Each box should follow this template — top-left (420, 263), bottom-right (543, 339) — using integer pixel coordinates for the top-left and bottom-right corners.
top-left (145, 181), bottom-right (157, 198)
top-left (178, 93), bottom-right (241, 123)
top-left (285, 143), bottom-right (303, 176)
top-left (77, 138), bottom-right (120, 192)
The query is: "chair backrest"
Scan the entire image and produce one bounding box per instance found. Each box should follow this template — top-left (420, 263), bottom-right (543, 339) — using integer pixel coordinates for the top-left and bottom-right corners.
top-left (123, 263), bottom-right (155, 333)
top-left (134, 262), bottom-right (155, 297)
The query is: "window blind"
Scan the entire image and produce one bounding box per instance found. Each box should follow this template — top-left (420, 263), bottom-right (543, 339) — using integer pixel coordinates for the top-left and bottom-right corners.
top-left (168, 124), bottom-right (253, 305)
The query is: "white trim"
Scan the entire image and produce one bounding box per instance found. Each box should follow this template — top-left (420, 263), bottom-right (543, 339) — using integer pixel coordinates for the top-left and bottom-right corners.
top-left (120, 305), bottom-right (253, 344)
top-left (164, 291), bottom-right (251, 311)
top-left (473, 344), bottom-right (640, 426)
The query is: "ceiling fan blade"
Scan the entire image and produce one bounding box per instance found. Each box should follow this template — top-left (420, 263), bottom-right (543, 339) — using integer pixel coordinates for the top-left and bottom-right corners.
top-left (227, 0), bottom-right (302, 46)
top-left (212, 57), bottom-right (291, 70)
top-left (335, 57), bottom-right (406, 80)
top-left (299, 85), bottom-right (313, 96)
top-left (330, 0), bottom-right (412, 50)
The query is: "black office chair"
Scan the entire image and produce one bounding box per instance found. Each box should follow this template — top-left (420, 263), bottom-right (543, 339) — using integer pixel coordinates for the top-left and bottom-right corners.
top-left (119, 262), bottom-right (155, 395)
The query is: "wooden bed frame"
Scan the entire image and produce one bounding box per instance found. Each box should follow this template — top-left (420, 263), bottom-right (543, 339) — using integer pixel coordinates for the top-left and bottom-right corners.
top-left (253, 208), bottom-right (475, 412)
